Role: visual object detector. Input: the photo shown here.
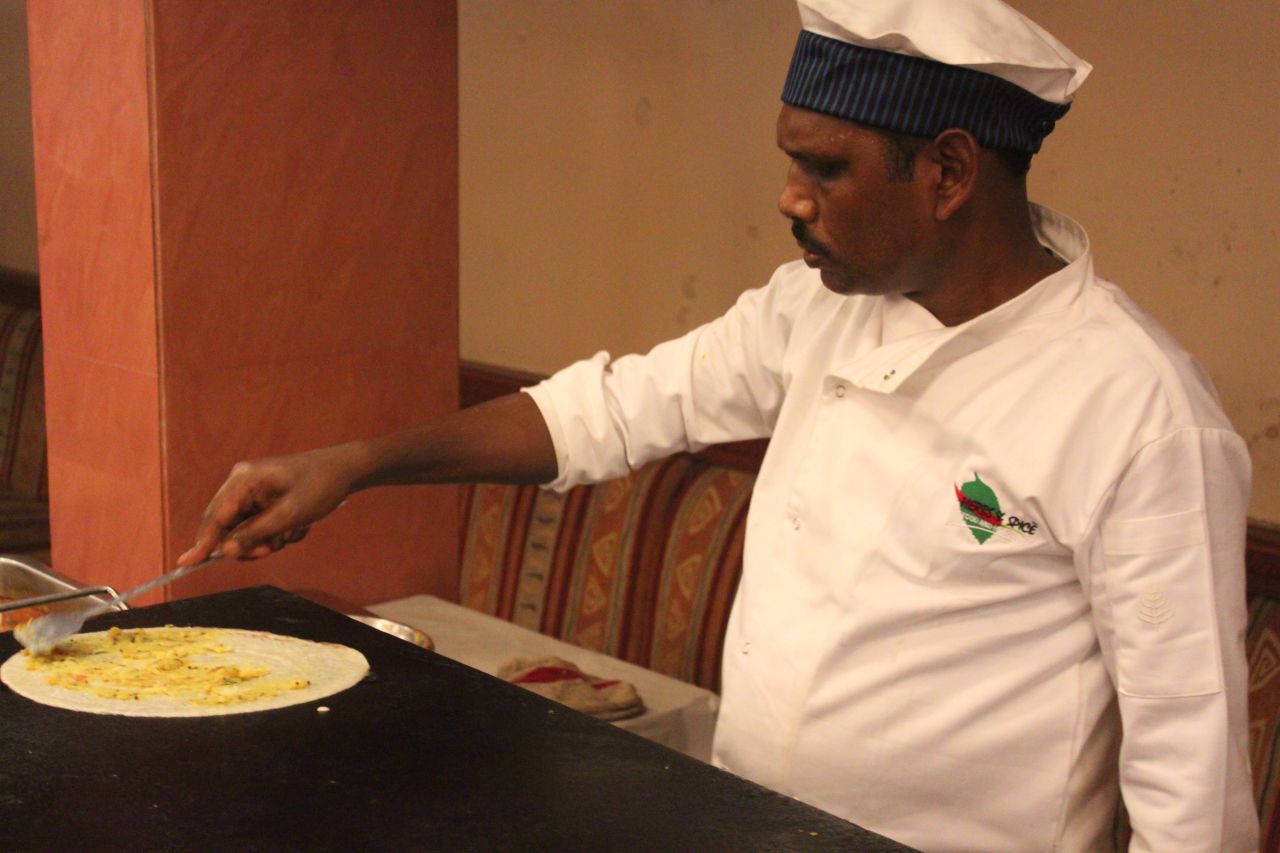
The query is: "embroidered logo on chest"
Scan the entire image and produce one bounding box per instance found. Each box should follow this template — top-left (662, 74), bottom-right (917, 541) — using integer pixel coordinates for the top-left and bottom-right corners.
top-left (954, 472), bottom-right (1038, 544)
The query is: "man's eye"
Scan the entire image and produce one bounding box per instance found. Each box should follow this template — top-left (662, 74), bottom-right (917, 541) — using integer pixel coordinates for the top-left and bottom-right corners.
top-left (810, 160), bottom-right (844, 180)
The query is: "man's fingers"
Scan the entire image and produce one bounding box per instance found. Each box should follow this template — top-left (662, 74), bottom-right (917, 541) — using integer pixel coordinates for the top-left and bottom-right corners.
top-left (243, 543), bottom-right (275, 560)
top-left (223, 497), bottom-right (314, 559)
top-left (183, 470), bottom-right (269, 564)
top-left (178, 535), bottom-right (218, 567)
top-left (181, 503), bottom-right (249, 564)
top-left (185, 453), bottom-right (342, 563)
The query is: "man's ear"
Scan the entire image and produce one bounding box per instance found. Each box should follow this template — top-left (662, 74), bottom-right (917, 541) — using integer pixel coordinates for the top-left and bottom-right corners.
top-left (927, 128), bottom-right (979, 221)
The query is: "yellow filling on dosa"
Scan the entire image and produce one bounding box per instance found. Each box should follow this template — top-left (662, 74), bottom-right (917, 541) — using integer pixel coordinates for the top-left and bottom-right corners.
top-left (23, 625), bottom-right (310, 706)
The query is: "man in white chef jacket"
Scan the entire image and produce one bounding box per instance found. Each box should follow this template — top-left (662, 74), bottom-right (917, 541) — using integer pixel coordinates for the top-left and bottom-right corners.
top-left (183, 1), bottom-right (1258, 849)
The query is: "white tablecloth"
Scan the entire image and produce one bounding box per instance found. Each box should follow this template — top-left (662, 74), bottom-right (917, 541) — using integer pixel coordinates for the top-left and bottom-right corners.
top-left (368, 595), bottom-right (719, 762)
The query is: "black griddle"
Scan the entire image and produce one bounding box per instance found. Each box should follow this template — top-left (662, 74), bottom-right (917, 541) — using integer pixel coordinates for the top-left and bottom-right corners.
top-left (0, 586), bottom-right (915, 851)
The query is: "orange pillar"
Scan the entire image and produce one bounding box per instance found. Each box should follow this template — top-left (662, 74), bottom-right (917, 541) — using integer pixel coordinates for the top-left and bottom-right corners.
top-left (26, 0), bottom-right (459, 608)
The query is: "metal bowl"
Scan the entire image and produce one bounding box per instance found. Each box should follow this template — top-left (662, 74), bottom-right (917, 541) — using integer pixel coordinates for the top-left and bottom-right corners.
top-left (1, 556), bottom-right (124, 633)
top-left (348, 615), bottom-right (433, 650)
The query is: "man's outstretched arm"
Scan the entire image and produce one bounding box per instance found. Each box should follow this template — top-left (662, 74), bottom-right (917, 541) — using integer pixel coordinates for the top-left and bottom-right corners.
top-left (179, 392), bottom-right (556, 565)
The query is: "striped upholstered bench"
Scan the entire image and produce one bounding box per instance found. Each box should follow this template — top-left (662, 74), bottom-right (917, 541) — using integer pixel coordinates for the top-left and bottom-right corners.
top-left (0, 299), bottom-right (49, 562)
top-left (1246, 534), bottom-right (1280, 849)
top-left (458, 446), bottom-right (757, 693)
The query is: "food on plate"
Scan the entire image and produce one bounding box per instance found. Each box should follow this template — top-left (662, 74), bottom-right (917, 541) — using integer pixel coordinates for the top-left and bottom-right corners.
top-left (0, 625), bottom-right (368, 717)
top-left (499, 655), bottom-right (644, 721)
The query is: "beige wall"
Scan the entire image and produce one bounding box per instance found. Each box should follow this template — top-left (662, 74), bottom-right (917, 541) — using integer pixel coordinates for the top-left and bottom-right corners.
top-left (0, 0), bottom-right (37, 271)
top-left (459, 0), bottom-right (1280, 523)
top-left (459, 0), bottom-right (798, 373)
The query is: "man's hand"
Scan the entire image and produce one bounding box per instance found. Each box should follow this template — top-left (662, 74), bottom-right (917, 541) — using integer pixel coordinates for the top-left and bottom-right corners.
top-left (178, 444), bottom-right (365, 565)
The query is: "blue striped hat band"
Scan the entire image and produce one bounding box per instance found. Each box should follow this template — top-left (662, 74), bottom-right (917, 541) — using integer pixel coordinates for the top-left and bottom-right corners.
top-left (781, 29), bottom-right (1070, 154)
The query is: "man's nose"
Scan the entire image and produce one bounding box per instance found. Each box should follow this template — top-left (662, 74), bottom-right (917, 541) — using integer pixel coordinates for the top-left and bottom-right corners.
top-left (778, 169), bottom-right (816, 222)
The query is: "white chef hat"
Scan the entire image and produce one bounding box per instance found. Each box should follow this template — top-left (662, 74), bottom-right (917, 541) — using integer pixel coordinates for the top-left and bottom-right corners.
top-left (781, 0), bottom-right (1092, 153)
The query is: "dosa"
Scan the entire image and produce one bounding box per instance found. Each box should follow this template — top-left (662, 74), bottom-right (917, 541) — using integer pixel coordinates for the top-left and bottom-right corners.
top-left (1, 625), bottom-right (368, 717)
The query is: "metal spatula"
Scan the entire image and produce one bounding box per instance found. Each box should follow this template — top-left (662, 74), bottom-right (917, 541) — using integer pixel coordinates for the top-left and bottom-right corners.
top-left (13, 554), bottom-right (222, 655)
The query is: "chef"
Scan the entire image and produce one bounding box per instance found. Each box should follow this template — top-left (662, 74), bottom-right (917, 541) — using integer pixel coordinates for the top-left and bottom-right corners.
top-left (182, 1), bottom-right (1257, 849)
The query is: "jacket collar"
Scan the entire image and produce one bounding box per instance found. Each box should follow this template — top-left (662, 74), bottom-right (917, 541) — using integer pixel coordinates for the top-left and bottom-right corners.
top-left (835, 204), bottom-right (1093, 394)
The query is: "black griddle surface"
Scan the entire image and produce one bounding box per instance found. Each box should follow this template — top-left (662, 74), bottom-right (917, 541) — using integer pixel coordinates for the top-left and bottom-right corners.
top-left (0, 586), bottom-right (914, 851)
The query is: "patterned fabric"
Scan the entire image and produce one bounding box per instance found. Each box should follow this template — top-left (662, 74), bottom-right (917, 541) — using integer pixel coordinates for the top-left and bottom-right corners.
top-left (0, 493), bottom-right (51, 553)
top-left (781, 29), bottom-right (1071, 154)
top-left (1248, 595), bottom-right (1280, 849)
top-left (458, 454), bottom-right (753, 692)
top-left (0, 304), bottom-right (47, 502)
top-left (0, 304), bottom-right (49, 558)
top-left (646, 465), bottom-right (752, 687)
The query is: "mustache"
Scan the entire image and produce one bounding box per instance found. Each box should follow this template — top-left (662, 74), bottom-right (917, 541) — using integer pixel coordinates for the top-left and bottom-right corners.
top-left (790, 220), bottom-right (828, 256)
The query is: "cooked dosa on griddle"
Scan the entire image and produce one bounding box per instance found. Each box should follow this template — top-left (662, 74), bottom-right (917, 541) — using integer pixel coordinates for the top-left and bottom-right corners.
top-left (1, 625), bottom-right (368, 717)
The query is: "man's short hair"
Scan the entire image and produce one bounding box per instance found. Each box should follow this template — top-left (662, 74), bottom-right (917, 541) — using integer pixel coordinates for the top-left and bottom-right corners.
top-left (877, 128), bottom-right (1033, 183)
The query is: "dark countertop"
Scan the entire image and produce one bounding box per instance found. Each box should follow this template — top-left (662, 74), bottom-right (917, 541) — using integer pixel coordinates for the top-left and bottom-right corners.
top-left (0, 586), bottom-right (915, 851)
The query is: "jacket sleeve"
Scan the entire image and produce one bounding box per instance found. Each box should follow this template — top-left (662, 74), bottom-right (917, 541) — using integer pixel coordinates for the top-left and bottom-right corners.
top-left (1078, 427), bottom-right (1257, 852)
top-left (523, 265), bottom-right (806, 491)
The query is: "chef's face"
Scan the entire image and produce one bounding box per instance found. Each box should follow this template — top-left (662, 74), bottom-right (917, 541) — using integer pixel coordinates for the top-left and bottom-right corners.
top-left (776, 104), bottom-right (936, 297)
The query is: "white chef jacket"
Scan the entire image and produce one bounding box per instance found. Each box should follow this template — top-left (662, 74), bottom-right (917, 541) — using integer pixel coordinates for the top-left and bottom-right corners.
top-left (523, 205), bottom-right (1257, 852)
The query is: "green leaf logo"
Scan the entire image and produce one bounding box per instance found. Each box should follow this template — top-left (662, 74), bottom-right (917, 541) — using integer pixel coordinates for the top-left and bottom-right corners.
top-left (955, 473), bottom-right (1003, 544)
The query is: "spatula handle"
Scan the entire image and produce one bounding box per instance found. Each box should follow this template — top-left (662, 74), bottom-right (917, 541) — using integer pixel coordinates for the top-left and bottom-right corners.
top-left (104, 554), bottom-right (223, 611)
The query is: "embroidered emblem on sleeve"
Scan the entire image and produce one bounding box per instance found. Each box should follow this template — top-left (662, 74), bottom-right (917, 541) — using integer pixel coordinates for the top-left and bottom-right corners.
top-left (1138, 586), bottom-right (1173, 626)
